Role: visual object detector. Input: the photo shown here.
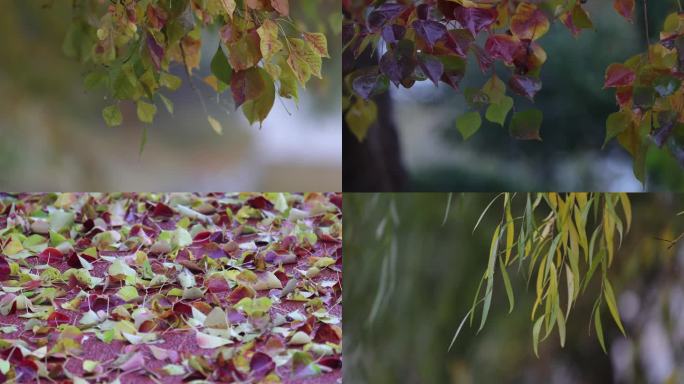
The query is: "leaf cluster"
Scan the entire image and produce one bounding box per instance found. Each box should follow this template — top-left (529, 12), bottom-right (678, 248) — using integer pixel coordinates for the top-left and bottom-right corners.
top-left (451, 192), bottom-right (631, 356)
top-left (64, 0), bottom-right (329, 130)
top-left (343, 0), bottom-right (684, 182)
top-left (604, 10), bottom-right (684, 183)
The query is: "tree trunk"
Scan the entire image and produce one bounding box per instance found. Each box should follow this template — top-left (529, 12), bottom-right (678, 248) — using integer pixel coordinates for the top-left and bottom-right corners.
top-left (343, 49), bottom-right (408, 191)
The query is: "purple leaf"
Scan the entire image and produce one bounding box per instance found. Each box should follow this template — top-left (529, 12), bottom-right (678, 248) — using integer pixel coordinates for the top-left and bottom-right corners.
top-left (379, 40), bottom-right (417, 86)
top-left (418, 54), bottom-right (444, 86)
top-left (412, 20), bottom-right (447, 49)
top-left (382, 24), bottom-right (406, 45)
top-left (454, 5), bottom-right (498, 37)
top-left (509, 75), bottom-right (542, 100)
top-left (147, 35), bottom-right (164, 70)
top-left (368, 3), bottom-right (406, 31)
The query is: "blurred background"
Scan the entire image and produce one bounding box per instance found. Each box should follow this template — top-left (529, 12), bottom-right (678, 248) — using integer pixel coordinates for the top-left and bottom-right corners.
top-left (389, 2), bottom-right (684, 191)
top-left (0, 1), bottom-right (341, 191)
top-left (345, 193), bottom-right (684, 383)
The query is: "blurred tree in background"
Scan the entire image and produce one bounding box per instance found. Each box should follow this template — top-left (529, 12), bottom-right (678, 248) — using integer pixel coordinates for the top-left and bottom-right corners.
top-left (345, 193), bottom-right (684, 383)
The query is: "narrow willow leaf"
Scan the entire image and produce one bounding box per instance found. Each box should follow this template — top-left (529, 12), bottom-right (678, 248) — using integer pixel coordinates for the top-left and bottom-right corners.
top-left (532, 315), bottom-right (544, 357)
top-left (505, 197), bottom-right (514, 265)
top-left (556, 304), bottom-right (566, 347)
top-left (594, 307), bottom-right (607, 353)
top-left (565, 264), bottom-right (575, 318)
top-left (469, 276), bottom-right (485, 326)
top-left (442, 193), bottom-right (453, 226)
top-left (367, 255), bottom-right (389, 325)
top-left (603, 209), bottom-right (615, 265)
top-left (499, 257), bottom-right (515, 313)
top-left (473, 193), bottom-right (504, 233)
top-left (619, 193), bottom-right (631, 232)
top-left (448, 311), bottom-right (471, 351)
top-left (573, 207), bottom-right (589, 260)
top-left (583, 248), bottom-right (605, 293)
top-left (603, 278), bottom-right (626, 335)
top-left (479, 224), bottom-right (500, 332)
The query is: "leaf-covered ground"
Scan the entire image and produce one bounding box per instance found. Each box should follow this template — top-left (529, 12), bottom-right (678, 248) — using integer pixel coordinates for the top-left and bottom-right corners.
top-left (0, 193), bottom-right (342, 383)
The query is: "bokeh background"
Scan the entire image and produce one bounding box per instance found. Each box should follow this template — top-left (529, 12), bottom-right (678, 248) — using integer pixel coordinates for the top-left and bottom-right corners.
top-left (0, 1), bottom-right (341, 191)
top-left (390, 2), bottom-right (684, 191)
top-left (345, 193), bottom-right (684, 383)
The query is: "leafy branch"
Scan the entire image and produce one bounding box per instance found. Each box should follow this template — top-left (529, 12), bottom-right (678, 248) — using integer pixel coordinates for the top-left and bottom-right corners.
top-left (63, 0), bottom-right (329, 131)
top-left (450, 193), bottom-right (632, 356)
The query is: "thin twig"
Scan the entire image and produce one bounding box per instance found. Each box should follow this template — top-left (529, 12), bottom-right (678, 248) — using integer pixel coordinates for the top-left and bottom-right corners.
top-left (179, 42), bottom-right (208, 115)
top-left (643, 0), bottom-right (650, 47)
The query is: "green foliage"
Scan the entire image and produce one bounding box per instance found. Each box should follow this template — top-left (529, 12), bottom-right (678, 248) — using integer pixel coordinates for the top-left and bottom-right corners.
top-left (453, 193), bottom-right (632, 355)
top-left (63, 0), bottom-right (328, 129)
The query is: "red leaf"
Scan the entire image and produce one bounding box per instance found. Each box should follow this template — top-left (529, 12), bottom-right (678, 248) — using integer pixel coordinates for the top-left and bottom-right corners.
top-left (0, 256), bottom-right (10, 281)
top-left (247, 196), bottom-right (274, 210)
top-left (227, 285), bottom-right (255, 304)
top-left (313, 324), bottom-right (342, 344)
top-left (192, 231), bottom-right (212, 244)
top-left (152, 202), bottom-right (174, 218)
top-left (81, 294), bottom-right (110, 312)
top-left (319, 356), bottom-right (342, 370)
top-left (485, 34), bottom-right (521, 65)
top-left (173, 302), bottom-right (193, 317)
top-left (616, 86), bottom-right (633, 106)
top-left (604, 63), bottom-right (636, 88)
top-left (250, 352), bottom-right (275, 378)
top-left (206, 276), bottom-right (230, 293)
top-left (613, 0), bottom-right (635, 22)
top-left (37, 248), bottom-right (64, 265)
top-left (47, 311), bottom-right (70, 327)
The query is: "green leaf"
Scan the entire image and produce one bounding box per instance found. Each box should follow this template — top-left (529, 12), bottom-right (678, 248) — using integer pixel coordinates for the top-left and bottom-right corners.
top-left (532, 315), bottom-right (544, 357)
top-left (603, 278), bottom-right (626, 335)
top-left (485, 96), bottom-right (514, 126)
top-left (49, 210), bottom-right (75, 233)
top-left (456, 111), bottom-right (482, 140)
top-left (241, 68), bottom-right (275, 126)
top-left (556, 304), bottom-right (566, 347)
top-left (498, 256), bottom-right (515, 313)
top-left (211, 45), bottom-right (233, 85)
top-left (345, 98), bottom-right (377, 142)
top-left (482, 75), bottom-right (506, 104)
top-left (83, 360), bottom-right (98, 373)
top-left (117, 286), bottom-right (139, 302)
top-left (103, 105), bottom-right (123, 127)
top-left (136, 100), bottom-right (157, 124)
top-left (159, 94), bottom-right (174, 114)
top-left (594, 306), bottom-right (607, 353)
top-left (208, 116), bottom-right (223, 135)
top-left (510, 109), bottom-right (543, 140)
top-left (160, 72), bottom-right (182, 91)
top-left (603, 110), bottom-right (631, 147)
top-left (479, 224), bottom-right (500, 332)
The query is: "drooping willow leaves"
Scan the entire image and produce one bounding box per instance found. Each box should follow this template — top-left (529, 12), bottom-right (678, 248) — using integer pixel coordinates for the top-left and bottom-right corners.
top-left (62, 0), bottom-right (329, 130)
top-left (450, 193), bottom-right (631, 356)
top-left (343, 0), bottom-right (684, 181)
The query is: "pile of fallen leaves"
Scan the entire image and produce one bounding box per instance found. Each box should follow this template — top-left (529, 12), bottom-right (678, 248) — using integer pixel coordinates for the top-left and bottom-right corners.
top-left (0, 193), bottom-right (342, 383)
